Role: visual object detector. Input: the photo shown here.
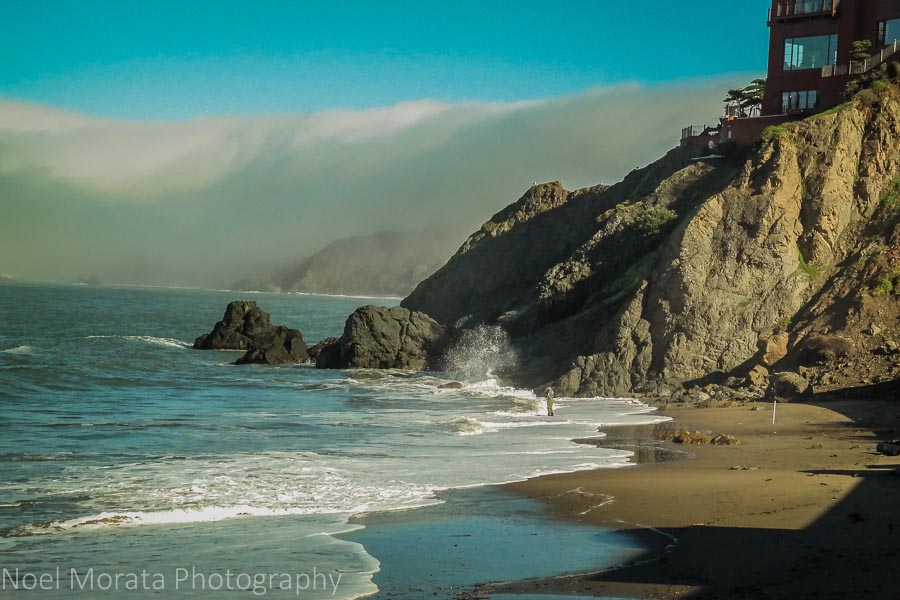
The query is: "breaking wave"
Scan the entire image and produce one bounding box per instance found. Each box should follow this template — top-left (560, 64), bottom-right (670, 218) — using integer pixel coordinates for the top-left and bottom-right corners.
top-left (1, 345), bottom-right (33, 355)
top-left (82, 335), bottom-right (191, 349)
top-left (441, 325), bottom-right (518, 382)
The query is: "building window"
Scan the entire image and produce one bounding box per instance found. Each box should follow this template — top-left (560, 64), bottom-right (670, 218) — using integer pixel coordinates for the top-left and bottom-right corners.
top-left (793, 0), bottom-right (837, 15)
top-left (877, 18), bottom-right (900, 46)
top-left (784, 34), bottom-right (838, 70)
top-left (782, 90), bottom-right (820, 112)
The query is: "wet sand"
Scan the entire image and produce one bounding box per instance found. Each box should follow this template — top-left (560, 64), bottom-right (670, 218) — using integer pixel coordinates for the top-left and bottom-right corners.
top-left (480, 398), bottom-right (900, 599)
top-left (343, 486), bottom-right (643, 600)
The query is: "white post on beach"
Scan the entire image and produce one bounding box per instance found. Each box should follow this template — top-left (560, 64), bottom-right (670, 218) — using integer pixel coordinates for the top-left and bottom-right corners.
top-left (772, 399), bottom-right (777, 425)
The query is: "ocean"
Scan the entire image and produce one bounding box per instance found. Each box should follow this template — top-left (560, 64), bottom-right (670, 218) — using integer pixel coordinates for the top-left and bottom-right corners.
top-left (0, 283), bottom-right (668, 598)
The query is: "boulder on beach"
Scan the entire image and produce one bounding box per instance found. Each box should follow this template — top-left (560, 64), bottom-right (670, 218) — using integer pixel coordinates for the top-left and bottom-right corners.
top-left (316, 305), bottom-right (447, 370)
top-left (876, 441), bottom-right (900, 456)
top-left (748, 364), bottom-right (770, 387)
top-left (767, 371), bottom-right (812, 402)
top-left (194, 300), bottom-right (309, 364)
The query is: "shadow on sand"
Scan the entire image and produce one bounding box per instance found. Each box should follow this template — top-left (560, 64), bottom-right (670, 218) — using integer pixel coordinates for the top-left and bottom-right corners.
top-left (579, 382), bottom-right (900, 599)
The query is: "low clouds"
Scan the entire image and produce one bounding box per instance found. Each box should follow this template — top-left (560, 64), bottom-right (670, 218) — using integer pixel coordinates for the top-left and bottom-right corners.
top-left (0, 76), bottom-right (748, 287)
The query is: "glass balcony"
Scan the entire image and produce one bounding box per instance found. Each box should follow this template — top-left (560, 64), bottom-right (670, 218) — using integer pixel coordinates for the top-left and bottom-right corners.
top-left (770, 0), bottom-right (840, 22)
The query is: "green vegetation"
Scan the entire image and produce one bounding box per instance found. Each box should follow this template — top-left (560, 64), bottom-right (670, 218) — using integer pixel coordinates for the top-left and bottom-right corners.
top-left (807, 100), bottom-right (852, 119)
top-left (850, 40), bottom-right (873, 62)
top-left (776, 315), bottom-right (792, 332)
top-left (737, 299), bottom-right (753, 309)
top-left (872, 79), bottom-right (890, 93)
top-left (633, 204), bottom-right (678, 241)
top-left (762, 124), bottom-right (787, 139)
top-left (843, 62), bottom-right (898, 100)
top-left (880, 176), bottom-right (900, 228)
top-left (723, 79), bottom-right (766, 118)
top-left (798, 248), bottom-right (820, 278)
top-left (862, 244), bottom-right (884, 261)
top-left (881, 176), bottom-right (900, 208)
top-left (873, 269), bottom-right (900, 296)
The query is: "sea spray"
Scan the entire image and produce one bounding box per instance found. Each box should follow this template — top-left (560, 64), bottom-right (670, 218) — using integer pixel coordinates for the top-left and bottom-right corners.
top-left (441, 325), bottom-right (518, 382)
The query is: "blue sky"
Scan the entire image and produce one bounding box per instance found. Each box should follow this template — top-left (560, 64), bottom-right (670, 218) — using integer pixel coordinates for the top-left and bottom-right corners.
top-left (1, 0), bottom-right (771, 120)
top-left (1, 1), bottom-right (771, 285)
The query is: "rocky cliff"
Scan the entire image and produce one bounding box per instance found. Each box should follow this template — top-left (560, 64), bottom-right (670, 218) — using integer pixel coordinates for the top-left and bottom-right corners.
top-left (404, 85), bottom-right (900, 397)
top-left (233, 230), bottom-right (457, 297)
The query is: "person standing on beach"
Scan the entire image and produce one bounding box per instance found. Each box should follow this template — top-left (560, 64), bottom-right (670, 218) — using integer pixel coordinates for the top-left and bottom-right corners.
top-left (545, 386), bottom-right (555, 417)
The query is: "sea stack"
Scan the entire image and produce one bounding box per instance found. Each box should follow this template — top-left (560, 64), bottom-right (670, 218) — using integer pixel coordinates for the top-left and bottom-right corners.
top-left (193, 300), bottom-right (309, 365)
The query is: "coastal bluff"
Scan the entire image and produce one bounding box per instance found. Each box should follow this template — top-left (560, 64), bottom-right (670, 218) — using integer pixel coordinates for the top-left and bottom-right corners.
top-left (403, 84), bottom-right (900, 397)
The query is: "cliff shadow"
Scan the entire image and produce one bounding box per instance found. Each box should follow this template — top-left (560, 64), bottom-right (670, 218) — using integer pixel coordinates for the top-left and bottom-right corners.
top-left (573, 391), bottom-right (900, 599)
top-left (580, 463), bottom-right (900, 599)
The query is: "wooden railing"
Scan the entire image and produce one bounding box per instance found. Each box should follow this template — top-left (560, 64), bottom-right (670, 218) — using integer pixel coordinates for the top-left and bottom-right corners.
top-left (822, 39), bottom-right (900, 77)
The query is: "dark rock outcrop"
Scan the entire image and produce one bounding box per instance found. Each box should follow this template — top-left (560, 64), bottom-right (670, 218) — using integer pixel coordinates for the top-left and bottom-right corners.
top-left (194, 300), bottom-right (309, 364)
top-left (403, 84), bottom-right (900, 396)
top-left (796, 336), bottom-right (854, 366)
top-left (876, 441), bottom-right (900, 456)
top-left (235, 339), bottom-right (307, 365)
top-left (308, 337), bottom-right (339, 362)
top-left (316, 305), bottom-right (446, 370)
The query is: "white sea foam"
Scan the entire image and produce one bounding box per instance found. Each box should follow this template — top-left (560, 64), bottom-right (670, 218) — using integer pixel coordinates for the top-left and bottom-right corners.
top-left (464, 378), bottom-right (537, 399)
top-left (290, 291), bottom-right (404, 301)
top-left (451, 416), bottom-right (571, 436)
top-left (9, 368), bottom-right (669, 546)
top-left (1, 345), bottom-right (33, 355)
top-left (5, 375), bottom-right (670, 600)
top-left (83, 335), bottom-right (191, 349)
top-left (55, 506), bottom-right (344, 530)
top-left (214, 288), bottom-right (403, 301)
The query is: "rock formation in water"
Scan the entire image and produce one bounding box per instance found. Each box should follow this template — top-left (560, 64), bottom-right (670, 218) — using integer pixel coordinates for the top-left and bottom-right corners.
top-left (315, 305), bottom-right (447, 370)
top-left (193, 300), bottom-right (309, 365)
top-left (403, 84), bottom-right (900, 397)
top-left (232, 230), bottom-right (458, 297)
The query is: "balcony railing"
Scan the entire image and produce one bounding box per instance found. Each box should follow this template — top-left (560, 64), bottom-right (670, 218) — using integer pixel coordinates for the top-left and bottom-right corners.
top-left (769, 0), bottom-right (840, 21)
top-left (822, 39), bottom-right (900, 77)
top-left (680, 125), bottom-right (720, 141)
top-left (681, 125), bottom-right (704, 140)
top-left (725, 105), bottom-right (762, 119)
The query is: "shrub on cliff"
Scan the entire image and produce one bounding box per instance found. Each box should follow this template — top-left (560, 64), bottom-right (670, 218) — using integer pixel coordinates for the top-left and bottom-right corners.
top-left (873, 269), bottom-right (900, 296)
top-left (633, 204), bottom-right (678, 242)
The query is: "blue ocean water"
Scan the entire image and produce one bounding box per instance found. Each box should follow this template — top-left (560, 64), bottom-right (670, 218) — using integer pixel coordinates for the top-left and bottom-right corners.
top-left (0, 283), bottom-right (667, 598)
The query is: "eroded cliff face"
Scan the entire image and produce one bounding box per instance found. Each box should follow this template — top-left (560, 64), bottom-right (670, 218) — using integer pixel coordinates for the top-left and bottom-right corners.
top-left (404, 86), bottom-right (900, 396)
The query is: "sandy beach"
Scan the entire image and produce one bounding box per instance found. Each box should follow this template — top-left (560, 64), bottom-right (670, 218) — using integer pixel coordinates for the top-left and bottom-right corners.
top-left (479, 396), bottom-right (900, 599)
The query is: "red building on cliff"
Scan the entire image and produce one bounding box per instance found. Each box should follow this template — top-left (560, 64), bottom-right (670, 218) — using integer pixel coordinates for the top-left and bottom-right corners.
top-left (684, 0), bottom-right (900, 149)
